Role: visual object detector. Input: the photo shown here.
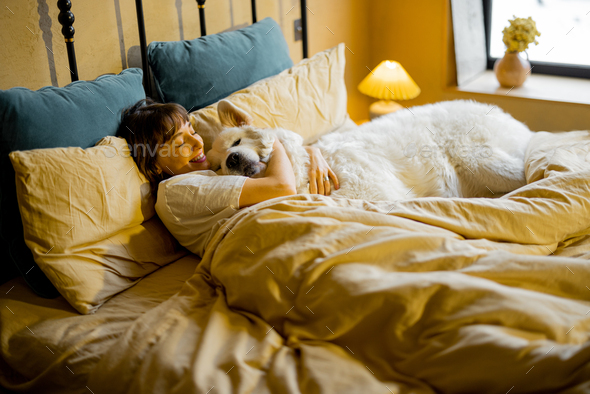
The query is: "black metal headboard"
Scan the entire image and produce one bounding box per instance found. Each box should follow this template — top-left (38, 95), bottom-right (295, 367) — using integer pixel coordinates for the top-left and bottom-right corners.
top-left (56, 0), bottom-right (310, 98)
top-left (57, 0), bottom-right (78, 82)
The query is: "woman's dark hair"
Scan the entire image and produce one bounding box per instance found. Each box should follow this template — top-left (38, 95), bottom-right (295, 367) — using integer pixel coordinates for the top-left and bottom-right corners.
top-left (117, 98), bottom-right (189, 194)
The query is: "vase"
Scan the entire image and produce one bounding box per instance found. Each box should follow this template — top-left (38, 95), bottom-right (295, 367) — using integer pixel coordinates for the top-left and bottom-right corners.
top-left (493, 51), bottom-right (531, 88)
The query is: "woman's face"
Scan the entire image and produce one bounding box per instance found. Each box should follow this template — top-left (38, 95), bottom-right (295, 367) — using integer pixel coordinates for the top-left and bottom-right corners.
top-left (156, 121), bottom-right (210, 176)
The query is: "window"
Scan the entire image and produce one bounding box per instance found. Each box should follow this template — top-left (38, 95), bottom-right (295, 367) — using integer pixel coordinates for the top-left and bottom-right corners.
top-left (483, 0), bottom-right (590, 78)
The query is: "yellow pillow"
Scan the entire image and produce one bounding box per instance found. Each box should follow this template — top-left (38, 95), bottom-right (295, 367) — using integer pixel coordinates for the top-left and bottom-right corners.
top-left (9, 136), bottom-right (187, 314)
top-left (191, 43), bottom-right (348, 152)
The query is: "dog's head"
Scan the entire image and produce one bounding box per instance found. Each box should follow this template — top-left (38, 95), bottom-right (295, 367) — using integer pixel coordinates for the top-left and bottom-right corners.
top-left (207, 100), bottom-right (275, 178)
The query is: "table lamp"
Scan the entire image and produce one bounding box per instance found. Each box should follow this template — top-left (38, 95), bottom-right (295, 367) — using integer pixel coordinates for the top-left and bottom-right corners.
top-left (358, 60), bottom-right (421, 119)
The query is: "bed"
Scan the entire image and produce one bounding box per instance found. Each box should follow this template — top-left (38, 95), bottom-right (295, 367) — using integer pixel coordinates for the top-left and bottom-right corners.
top-left (1, 1), bottom-right (590, 393)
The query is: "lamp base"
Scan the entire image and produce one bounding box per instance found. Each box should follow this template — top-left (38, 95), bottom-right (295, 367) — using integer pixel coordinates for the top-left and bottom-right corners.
top-left (369, 100), bottom-right (403, 120)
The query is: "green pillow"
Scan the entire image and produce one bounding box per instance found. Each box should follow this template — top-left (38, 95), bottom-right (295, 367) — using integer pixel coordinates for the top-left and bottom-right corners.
top-left (148, 17), bottom-right (293, 111)
top-left (0, 68), bottom-right (146, 297)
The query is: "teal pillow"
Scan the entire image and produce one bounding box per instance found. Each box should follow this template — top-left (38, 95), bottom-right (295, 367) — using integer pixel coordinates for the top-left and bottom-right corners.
top-left (0, 68), bottom-right (146, 297)
top-left (148, 17), bottom-right (293, 111)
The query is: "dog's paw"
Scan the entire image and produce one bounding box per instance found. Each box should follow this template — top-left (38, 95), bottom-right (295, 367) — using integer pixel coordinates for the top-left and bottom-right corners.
top-left (257, 133), bottom-right (275, 161)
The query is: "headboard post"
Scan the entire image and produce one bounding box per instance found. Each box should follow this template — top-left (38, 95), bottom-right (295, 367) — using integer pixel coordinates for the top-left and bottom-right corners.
top-left (197, 0), bottom-right (207, 36)
top-left (134, 0), bottom-right (152, 98)
top-left (300, 0), bottom-right (308, 58)
top-left (251, 0), bottom-right (257, 23)
top-left (57, 0), bottom-right (79, 82)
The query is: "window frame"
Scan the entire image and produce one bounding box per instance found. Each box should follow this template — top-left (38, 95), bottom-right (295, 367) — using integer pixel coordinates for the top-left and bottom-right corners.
top-left (482, 0), bottom-right (590, 79)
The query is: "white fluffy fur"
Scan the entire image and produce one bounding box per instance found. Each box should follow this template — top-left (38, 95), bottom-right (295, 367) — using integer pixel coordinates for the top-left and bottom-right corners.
top-left (207, 99), bottom-right (534, 200)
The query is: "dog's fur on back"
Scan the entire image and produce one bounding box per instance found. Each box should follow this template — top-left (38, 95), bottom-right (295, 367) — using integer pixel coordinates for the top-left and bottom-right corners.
top-left (207, 99), bottom-right (534, 200)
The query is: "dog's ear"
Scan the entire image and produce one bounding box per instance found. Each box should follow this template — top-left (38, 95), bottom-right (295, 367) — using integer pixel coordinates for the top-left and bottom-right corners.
top-left (245, 128), bottom-right (275, 160)
top-left (218, 100), bottom-right (254, 128)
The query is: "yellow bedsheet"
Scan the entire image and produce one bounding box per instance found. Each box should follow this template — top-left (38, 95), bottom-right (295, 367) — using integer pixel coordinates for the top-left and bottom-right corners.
top-left (0, 254), bottom-right (200, 393)
top-left (77, 131), bottom-right (590, 394)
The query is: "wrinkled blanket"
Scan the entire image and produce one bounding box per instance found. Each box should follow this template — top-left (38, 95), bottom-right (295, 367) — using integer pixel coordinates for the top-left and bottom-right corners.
top-left (80, 130), bottom-right (590, 394)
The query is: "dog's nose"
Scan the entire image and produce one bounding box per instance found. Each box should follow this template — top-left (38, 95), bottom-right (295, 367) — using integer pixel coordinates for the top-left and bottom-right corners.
top-left (226, 152), bottom-right (240, 169)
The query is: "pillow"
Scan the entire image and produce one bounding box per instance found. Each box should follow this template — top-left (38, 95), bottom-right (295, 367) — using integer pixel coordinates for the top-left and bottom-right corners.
top-left (9, 136), bottom-right (187, 314)
top-left (148, 17), bottom-right (293, 111)
top-left (0, 68), bottom-right (145, 298)
top-left (190, 43), bottom-right (348, 153)
top-left (525, 130), bottom-right (590, 183)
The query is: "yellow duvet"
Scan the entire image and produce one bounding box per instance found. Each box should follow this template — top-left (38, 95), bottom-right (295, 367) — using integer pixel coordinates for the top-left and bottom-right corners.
top-left (84, 131), bottom-right (590, 393)
top-left (3, 130), bottom-right (590, 393)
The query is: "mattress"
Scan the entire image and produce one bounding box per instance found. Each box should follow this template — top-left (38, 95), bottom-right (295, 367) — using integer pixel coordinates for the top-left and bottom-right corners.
top-left (0, 254), bottom-right (200, 393)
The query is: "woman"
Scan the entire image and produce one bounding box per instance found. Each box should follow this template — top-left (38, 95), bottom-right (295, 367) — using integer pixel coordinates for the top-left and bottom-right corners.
top-left (118, 98), bottom-right (339, 257)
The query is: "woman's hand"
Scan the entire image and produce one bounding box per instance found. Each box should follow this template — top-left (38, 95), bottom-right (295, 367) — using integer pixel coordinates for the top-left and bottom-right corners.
top-left (304, 146), bottom-right (339, 195)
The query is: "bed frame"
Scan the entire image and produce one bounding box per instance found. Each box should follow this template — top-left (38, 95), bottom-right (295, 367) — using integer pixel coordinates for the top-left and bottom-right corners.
top-left (55, 0), bottom-right (310, 98)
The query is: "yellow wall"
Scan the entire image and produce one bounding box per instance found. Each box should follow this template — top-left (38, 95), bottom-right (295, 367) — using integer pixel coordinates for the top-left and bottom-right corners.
top-left (1, 0), bottom-right (587, 129)
top-left (0, 0), bottom-right (370, 121)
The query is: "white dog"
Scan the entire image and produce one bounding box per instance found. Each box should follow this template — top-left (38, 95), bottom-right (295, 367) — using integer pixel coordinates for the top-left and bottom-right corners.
top-left (206, 99), bottom-right (533, 200)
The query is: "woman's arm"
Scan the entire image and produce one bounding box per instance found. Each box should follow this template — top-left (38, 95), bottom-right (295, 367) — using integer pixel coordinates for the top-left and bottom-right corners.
top-left (238, 138), bottom-right (297, 208)
top-left (304, 146), bottom-right (340, 196)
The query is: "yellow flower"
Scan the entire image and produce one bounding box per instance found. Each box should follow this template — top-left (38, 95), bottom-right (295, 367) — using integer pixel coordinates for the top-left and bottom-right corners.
top-left (502, 16), bottom-right (541, 53)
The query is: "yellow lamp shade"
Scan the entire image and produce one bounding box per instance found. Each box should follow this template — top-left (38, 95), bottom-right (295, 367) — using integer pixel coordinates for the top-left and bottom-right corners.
top-left (358, 60), bottom-right (421, 101)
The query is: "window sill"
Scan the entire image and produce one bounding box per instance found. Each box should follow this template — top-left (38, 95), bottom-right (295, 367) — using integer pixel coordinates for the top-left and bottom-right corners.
top-left (447, 70), bottom-right (590, 106)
